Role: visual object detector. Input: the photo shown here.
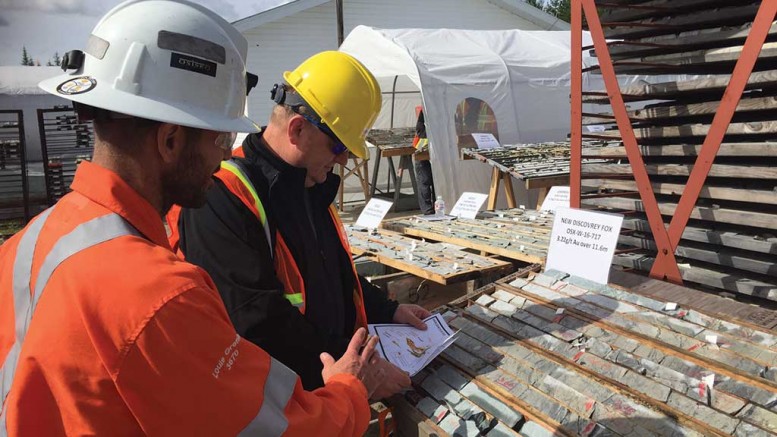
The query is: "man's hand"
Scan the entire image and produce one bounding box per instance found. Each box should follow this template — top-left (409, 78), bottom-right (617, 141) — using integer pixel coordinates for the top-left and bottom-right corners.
top-left (393, 304), bottom-right (432, 330)
top-left (320, 328), bottom-right (384, 397)
top-left (370, 358), bottom-right (411, 400)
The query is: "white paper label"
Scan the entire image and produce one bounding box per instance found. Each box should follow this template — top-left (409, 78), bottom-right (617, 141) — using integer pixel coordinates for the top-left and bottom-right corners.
top-left (586, 125), bottom-right (606, 133)
top-left (545, 207), bottom-right (624, 285)
top-left (555, 308), bottom-right (565, 315)
top-left (355, 198), bottom-right (393, 229)
top-left (471, 133), bottom-right (500, 149)
top-left (705, 335), bottom-right (718, 345)
top-left (540, 186), bottom-right (571, 212)
top-left (664, 302), bottom-right (678, 311)
top-left (449, 192), bottom-right (488, 219)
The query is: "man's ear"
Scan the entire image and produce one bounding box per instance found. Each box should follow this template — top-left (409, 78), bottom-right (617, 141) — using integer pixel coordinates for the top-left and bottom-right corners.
top-left (156, 123), bottom-right (187, 165)
top-left (287, 115), bottom-right (307, 147)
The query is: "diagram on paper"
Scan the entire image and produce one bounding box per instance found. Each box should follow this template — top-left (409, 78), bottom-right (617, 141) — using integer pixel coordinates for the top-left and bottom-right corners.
top-left (368, 314), bottom-right (457, 376)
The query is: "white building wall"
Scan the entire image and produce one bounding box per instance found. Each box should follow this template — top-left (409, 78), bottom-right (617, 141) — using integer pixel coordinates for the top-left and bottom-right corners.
top-left (241, 0), bottom-right (548, 129)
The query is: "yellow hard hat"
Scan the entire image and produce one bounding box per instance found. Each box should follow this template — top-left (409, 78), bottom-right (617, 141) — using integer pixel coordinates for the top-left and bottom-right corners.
top-left (283, 51), bottom-right (381, 159)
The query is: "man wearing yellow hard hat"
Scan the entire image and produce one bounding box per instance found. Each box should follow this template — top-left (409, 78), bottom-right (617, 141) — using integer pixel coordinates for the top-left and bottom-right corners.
top-left (168, 51), bottom-right (431, 396)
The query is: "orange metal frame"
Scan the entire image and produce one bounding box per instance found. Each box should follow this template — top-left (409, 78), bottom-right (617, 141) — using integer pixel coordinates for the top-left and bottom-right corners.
top-left (570, 0), bottom-right (777, 284)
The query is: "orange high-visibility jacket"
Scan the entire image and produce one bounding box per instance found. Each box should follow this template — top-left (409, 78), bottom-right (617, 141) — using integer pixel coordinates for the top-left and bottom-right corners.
top-left (0, 162), bottom-right (370, 436)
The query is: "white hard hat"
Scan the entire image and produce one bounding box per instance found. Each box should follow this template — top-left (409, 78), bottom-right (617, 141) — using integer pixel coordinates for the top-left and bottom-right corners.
top-left (39, 0), bottom-right (259, 133)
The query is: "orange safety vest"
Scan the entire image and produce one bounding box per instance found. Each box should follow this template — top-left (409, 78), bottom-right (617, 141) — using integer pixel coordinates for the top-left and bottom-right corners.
top-left (212, 158), bottom-right (369, 331)
top-left (0, 162), bottom-right (370, 436)
top-left (412, 105), bottom-right (425, 149)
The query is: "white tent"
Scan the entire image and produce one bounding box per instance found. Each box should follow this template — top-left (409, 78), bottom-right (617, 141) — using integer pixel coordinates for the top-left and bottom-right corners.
top-left (340, 26), bottom-right (597, 208)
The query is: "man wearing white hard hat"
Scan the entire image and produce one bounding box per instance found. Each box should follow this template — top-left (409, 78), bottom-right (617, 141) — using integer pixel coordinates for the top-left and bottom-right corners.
top-left (0, 1), bottom-right (382, 435)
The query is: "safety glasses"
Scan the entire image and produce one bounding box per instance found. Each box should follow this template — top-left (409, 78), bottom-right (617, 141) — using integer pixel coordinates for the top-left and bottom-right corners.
top-left (295, 112), bottom-right (348, 156)
top-left (214, 132), bottom-right (237, 152)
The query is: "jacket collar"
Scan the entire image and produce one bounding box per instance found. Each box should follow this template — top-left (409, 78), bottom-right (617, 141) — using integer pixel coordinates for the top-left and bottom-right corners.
top-left (243, 131), bottom-right (306, 187)
top-left (70, 161), bottom-right (171, 250)
top-left (242, 131), bottom-right (341, 206)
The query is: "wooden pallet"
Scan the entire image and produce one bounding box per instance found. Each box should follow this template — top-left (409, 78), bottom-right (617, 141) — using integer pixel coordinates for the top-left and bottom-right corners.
top-left (581, 142), bottom-right (777, 157)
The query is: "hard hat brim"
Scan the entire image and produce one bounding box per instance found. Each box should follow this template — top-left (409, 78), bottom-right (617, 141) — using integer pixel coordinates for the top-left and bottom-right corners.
top-left (40, 73), bottom-right (260, 134)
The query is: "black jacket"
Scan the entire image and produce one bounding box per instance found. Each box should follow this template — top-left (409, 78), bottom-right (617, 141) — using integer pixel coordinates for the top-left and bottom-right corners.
top-left (177, 131), bottom-right (398, 390)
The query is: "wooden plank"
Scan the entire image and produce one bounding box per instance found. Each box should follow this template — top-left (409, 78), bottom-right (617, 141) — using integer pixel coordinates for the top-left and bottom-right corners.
top-left (524, 174), bottom-right (569, 190)
top-left (609, 269), bottom-right (777, 330)
top-left (488, 167), bottom-right (501, 211)
top-left (619, 217), bottom-right (777, 256)
top-left (584, 121), bottom-right (777, 141)
top-left (587, 59), bottom-right (777, 76)
top-left (597, 95), bottom-right (777, 123)
top-left (582, 178), bottom-right (777, 204)
top-left (613, 41), bottom-right (777, 66)
top-left (617, 233), bottom-right (776, 276)
top-left (582, 196), bottom-right (777, 229)
top-left (601, 3), bottom-right (761, 40)
top-left (581, 142), bottom-right (777, 157)
top-left (613, 253), bottom-right (777, 301)
top-left (605, 21), bottom-right (777, 59)
top-left (582, 70), bottom-right (777, 103)
top-left (378, 145), bottom-right (416, 157)
top-left (502, 172), bottom-right (517, 209)
top-left (598, 0), bottom-right (736, 23)
top-left (582, 162), bottom-right (777, 180)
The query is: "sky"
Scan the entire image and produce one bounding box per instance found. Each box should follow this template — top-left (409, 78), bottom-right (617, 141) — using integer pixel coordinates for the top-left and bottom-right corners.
top-left (0, 0), bottom-right (291, 66)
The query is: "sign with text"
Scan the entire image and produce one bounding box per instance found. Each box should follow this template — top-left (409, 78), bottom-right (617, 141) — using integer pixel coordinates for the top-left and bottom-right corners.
top-left (355, 198), bottom-right (393, 229)
top-left (449, 192), bottom-right (488, 219)
top-left (545, 207), bottom-right (624, 284)
top-left (540, 186), bottom-right (570, 212)
top-left (472, 133), bottom-right (500, 149)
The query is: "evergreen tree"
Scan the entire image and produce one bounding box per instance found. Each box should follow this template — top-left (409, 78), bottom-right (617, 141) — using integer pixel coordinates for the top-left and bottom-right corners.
top-left (524, 0), bottom-right (571, 23)
top-left (547, 0), bottom-right (571, 23)
top-left (47, 51), bottom-right (62, 67)
top-left (21, 46), bottom-right (33, 66)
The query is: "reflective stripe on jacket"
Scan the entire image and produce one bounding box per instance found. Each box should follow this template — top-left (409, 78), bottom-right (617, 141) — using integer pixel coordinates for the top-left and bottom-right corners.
top-left (0, 162), bottom-right (370, 436)
top-left (215, 159), bottom-right (368, 330)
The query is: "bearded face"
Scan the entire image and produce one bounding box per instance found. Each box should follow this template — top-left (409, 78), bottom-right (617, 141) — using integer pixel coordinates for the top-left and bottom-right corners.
top-left (161, 128), bottom-right (225, 211)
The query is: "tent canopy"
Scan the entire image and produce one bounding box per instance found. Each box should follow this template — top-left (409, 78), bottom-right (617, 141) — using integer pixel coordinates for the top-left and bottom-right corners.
top-left (340, 26), bottom-right (593, 208)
